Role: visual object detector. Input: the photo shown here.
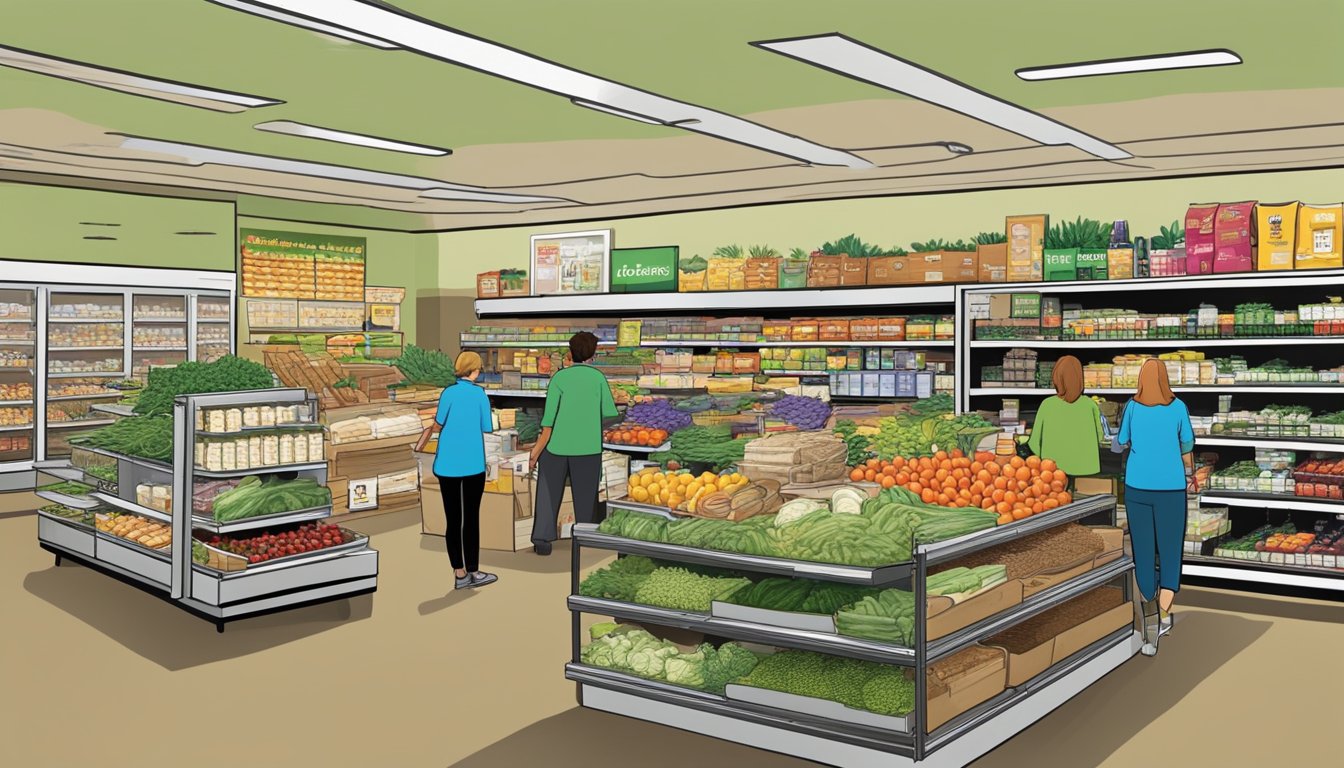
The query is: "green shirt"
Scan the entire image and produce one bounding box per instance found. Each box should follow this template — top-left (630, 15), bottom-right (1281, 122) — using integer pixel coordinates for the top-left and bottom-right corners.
top-left (1027, 395), bottom-right (1104, 477)
top-left (541, 364), bottom-right (619, 456)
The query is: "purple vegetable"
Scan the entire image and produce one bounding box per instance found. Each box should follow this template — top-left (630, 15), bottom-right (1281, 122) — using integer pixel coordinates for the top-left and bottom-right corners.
top-left (626, 399), bottom-right (693, 432)
top-left (768, 395), bottom-right (831, 431)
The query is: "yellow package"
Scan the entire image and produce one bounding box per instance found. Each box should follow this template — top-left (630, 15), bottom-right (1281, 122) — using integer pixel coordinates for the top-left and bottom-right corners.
top-left (1296, 204), bottom-right (1343, 270)
top-left (1257, 202), bottom-right (1299, 271)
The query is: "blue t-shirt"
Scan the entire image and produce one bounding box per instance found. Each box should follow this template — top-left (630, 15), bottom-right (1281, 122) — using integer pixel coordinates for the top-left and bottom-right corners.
top-left (1117, 398), bottom-right (1195, 491)
top-left (432, 381), bottom-right (494, 478)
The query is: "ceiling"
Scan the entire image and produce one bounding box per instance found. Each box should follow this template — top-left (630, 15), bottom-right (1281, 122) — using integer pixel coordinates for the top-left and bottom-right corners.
top-left (2, 0), bottom-right (1342, 231)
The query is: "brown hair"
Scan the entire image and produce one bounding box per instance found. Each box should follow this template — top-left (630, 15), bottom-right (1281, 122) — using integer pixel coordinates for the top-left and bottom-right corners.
top-left (569, 331), bottom-right (599, 363)
top-left (454, 351), bottom-right (483, 377)
top-left (1052, 355), bottom-right (1084, 403)
top-left (1135, 358), bottom-right (1176, 406)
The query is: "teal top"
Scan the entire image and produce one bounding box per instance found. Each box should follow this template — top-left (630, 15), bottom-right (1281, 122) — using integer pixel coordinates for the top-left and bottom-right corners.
top-left (1027, 395), bottom-right (1104, 477)
top-left (1117, 399), bottom-right (1195, 491)
top-left (432, 381), bottom-right (494, 477)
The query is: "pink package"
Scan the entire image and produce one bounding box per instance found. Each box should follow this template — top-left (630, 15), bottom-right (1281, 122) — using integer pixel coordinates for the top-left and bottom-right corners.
top-left (1213, 201), bottom-right (1256, 273)
top-left (1185, 203), bottom-right (1218, 275)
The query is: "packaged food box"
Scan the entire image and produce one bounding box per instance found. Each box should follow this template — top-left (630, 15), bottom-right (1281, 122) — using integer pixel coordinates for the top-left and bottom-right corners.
top-left (1213, 201), bottom-right (1256, 273)
top-left (978, 242), bottom-right (1008, 283)
top-left (1256, 202), bottom-right (1299, 271)
top-left (476, 271), bottom-right (501, 299)
top-left (1295, 203), bottom-right (1343, 270)
top-left (1185, 203), bottom-right (1219, 276)
top-left (1006, 214), bottom-right (1047, 282)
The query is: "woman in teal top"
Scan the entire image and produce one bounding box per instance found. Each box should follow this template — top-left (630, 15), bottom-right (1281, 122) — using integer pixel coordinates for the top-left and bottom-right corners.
top-left (433, 352), bottom-right (498, 591)
top-left (1114, 359), bottom-right (1196, 657)
top-left (1027, 356), bottom-right (1104, 479)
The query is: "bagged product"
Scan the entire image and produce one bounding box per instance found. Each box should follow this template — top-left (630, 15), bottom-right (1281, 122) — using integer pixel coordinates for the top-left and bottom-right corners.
top-left (1256, 202), bottom-right (1299, 271)
top-left (1006, 215), bottom-right (1047, 282)
top-left (1107, 245), bottom-right (1135, 280)
top-left (1184, 203), bottom-right (1219, 276)
top-left (1295, 203), bottom-right (1343, 270)
top-left (1213, 201), bottom-right (1256, 273)
top-left (778, 258), bottom-right (809, 289)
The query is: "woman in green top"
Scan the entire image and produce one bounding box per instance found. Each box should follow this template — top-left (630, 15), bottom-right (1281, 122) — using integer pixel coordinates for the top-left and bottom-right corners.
top-left (1027, 355), bottom-right (1104, 479)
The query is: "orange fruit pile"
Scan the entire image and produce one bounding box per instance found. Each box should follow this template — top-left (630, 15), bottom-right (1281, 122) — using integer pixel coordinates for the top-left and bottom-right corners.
top-left (848, 450), bottom-right (1070, 525)
top-left (603, 424), bottom-right (669, 447)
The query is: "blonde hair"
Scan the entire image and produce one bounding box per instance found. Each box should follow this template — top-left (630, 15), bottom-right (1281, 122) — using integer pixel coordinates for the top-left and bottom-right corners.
top-left (454, 351), bottom-right (483, 378)
top-left (1052, 355), bottom-right (1084, 404)
top-left (1135, 358), bottom-right (1175, 406)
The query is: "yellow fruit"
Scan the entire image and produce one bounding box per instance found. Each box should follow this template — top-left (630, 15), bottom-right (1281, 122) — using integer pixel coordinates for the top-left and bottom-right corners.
top-left (700, 472), bottom-right (716, 483)
top-left (729, 473), bottom-right (742, 483)
top-left (654, 472), bottom-right (666, 484)
top-left (667, 494), bottom-right (683, 509)
top-left (687, 481), bottom-right (703, 498)
top-left (631, 487), bottom-right (649, 502)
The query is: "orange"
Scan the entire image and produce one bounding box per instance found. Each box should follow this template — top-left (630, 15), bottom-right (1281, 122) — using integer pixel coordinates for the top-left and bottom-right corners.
top-left (883, 465), bottom-right (898, 478)
top-left (993, 477), bottom-right (1008, 491)
top-left (934, 450), bottom-right (948, 462)
top-left (880, 475), bottom-right (897, 489)
top-left (866, 458), bottom-right (881, 469)
top-left (981, 497), bottom-right (996, 510)
top-left (1059, 491), bottom-right (1073, 505)
top-left (896, 472), bottom-right (910, 485)
top-left (1009, 456), bottom-right (1025, 469)
top-left (936, 493), bottom-right (951, 506)
top-left (970, 481), bottom-right (986, 495)
top-left (891, 457), bottom-right (906, 470)
top-left (1015, 466), bottom-right (1031, 482)
top-left (908, 482), bottom-right (923, 495)
top-left (985, 462), bottom-right (1001, 476)
top-left (996, 501), bottom-right (1012, 515)
top-left (1012, 508), bottom-right (1032, 520)
top-left (970, 461), bottom-right (983, 474)
top-left (996, 513), bottom-right (1014, 525)
top-left (935, 469), bottom-right (950, 483)
top-left (1003, 491), bottom-right (1017, 505)
top-left (921, 488), bottom-right (937, 504)
top-left (957, 477), bottom-right (971, 490)
top-left (1040, 470), bottom-right (1055, 484)
top-left (991, 489), bottom-right (1005, 503)
top-left (975, 451), bottom-right (995, 464)
top-left (849, 468), bottom-right (866, 482)
top-left (1043, 498), bottom-right (1059, 510)
top-left (950, 448), bottom-right (964, 459)
top-left (865, 469), bottom-right (877, 482)
top-left (1026, 455), bottom-right (1041, 469)
top-left (1032, 502), bottom-right (1045, 514)
top-left (1040, 459), bottom-right (1057, 473)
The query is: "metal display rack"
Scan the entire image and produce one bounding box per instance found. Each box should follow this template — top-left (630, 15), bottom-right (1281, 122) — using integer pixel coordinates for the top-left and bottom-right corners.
top-left (35, 387), bottom-right (377, 631)
top-left (566, 494), bottom-right (1138, 767)
top-left (955, 271), bottom-right (1344, 594)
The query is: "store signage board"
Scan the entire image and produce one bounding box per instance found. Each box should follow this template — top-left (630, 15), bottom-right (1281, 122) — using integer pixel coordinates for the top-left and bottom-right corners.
top-left (365, 285), bottom-right (404, 332)
top-left (530, 229), bottom-right (611, 296)
top-left (350, 477), bottom-right (379, 511)
top-left (1010, 293), bottom-right (1042, 319)
top-left (609, 246), bottom-right (678, 293)
top-left (240, 228), bottom-right (366, 301)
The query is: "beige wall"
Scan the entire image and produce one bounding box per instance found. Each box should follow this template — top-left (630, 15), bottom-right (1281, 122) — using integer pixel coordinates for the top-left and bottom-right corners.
top-left (435, 169), bottom-right (1344, 285)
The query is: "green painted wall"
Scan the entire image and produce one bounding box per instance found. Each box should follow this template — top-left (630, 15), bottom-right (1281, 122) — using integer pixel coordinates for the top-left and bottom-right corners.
top-left (436, 169), bottom-right (1344, 286)
top-left (0, 181), bottom-right (234, 269)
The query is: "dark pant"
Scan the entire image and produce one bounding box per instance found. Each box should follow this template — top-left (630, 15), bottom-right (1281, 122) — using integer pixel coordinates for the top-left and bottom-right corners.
top-left (532, 450), bottom-right (602, 544)
top-left (1125, 485), bottom-right (1187, 602)
top-left (438, 473), bottom-right (485, 572)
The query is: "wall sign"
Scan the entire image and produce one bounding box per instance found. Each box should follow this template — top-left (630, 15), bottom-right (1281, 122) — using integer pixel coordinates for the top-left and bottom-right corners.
top-left (240, 228), bottom-right (366, 301)
top-left (530, 229), bottom-right (611, 296)
top-left (610, 246), bottom-right (678, 293)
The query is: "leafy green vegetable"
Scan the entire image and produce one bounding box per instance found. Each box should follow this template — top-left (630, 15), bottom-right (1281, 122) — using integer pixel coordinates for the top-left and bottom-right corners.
top-left (72, 416), bottom-right (174, 462)
top-left (632, 568), bottom-right (751, 611)
top-left (862, 673), bottom-right (916, 716)
top-left (392, 344), bottom-right (457, 388)
top-left (579, 626), bottom-right (759, 694)
top-left (787, 248), bottom-right (810, 261)
top-left (209, 475), bottom-right (333, 522)
top-left (678, 255), bottom-right (709, 273)
top-left (1150, 220), bottom-right (1185, 250)
top-left (971, 231), bottom-right (1008, 245)
top-left (711, 244), bottom-right (744, 259)
top-left (910, 238), bottom-right (975, 252)
top-left (740, 650), bottom-right (914, 716)
top-left (1045, 217), bottom-right (1111, 249)
top-left (747, 245), bottom-right (781, 259)
top-left (134, 356), bottom-right (275, 416)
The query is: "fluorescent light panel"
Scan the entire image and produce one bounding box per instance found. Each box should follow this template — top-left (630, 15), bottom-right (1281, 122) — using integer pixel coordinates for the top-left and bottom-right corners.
top-left (0, 44), bottom-right (281, 112)
top-left (228, 1), bottom-right (872, 168)
top-left (754, 34), bottom-right (1131, 161)
top-left (204, 0), bottom-right (399, 49)
top-left (116, 136), bottom-right (567, 203)
top-left (255, 120), bottom-right (450, 156)
top-left (1017, 49), bottom-right (1241, 81)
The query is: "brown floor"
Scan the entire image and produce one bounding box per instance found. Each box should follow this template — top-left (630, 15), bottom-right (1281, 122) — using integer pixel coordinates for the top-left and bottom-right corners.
top-left (2, 490), bottom-right (1341, 768)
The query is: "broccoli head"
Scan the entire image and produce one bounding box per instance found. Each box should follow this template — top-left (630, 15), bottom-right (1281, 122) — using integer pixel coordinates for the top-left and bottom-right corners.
top-left (861, 673), bottom-right (916, 717)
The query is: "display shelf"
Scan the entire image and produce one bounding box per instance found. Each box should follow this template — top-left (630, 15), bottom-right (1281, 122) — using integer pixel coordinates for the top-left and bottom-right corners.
top-left (132, 346), bottom-right (189, 352)
top-left (89, 403), bottom-right (136, 417)
top-left (567, 664), bottom-right (915, 759)
top-left (569, 595), bottom-right (917, 665)
top-left (573, 522), bottom-right (913, 585)
top-left (46, 318), bottom-right (123, 324)
top-left (48, 392), bottom-right (122, 402)
top-left (461, 340), bottom-right (618, 348)
top-left (0, 399), bottom-right (34, 406)
top-left (917, 494), bottom-right (1113, 566)
top-left (35, 488), bottom-right (100, 509)
top-left (482, 389), bottom-right (547, 399)
top-left (1198, 491), bottom-right (1344, 514)
top-left (196, 318), bottom-right (232, 324)
top-left (1183, 555), bottom-right (1344, 592)
top-left (601, 441), bottom-right (671, 454)
top-left (47, 346), bottom-right (124, 352)
top-left (47, 371), bottom-right (125, 378)
top-left (92, 492), bottom-right (171, 524)
top-left (0, 424), bottom-right (35, 433)
top-left (47, 419), bottom-right (116, 430)
top-left (1195, 436), bottom-right (1344, 453)
top-left (132, 317), bottom-right (187, 324)
top-left (192, 461), bottom-right (328, 479)
top-left (477, 285), bottom-right (955, 316)
top-left (970, 386), bottom-right (1344, 396)
top-left (35, 463), bottom-right (84, 482)
top-left (191, 505), bottom-right (332, 534)
top-left (969, 338), bottom-right (1344, 349)
top-left (77, 445), bottom-right (172, 473)
top-left (642, 340), bottom-right (955, 349)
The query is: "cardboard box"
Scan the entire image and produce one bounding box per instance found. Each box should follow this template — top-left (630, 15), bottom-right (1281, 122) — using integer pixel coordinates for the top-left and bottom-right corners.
top-left (927, 580), bottom-right (1025, 641)
top-left (476, 271), bottom-right (501, 299)
top-left (1051, 589), bottom-right (1132, 663)
top-left (1106, 246), bottom-right (1135, 280)
top-left (867, 255), bottom-right (918, 285)
top-left (994, 636), bottom-right (1054, 688)
top-left (925, 647), bottom-right (1008, 731)
top-left (1043, 248), bottom-right (1079, 281)
top-left (909, 251), bottom-right (973, 283)
top-left (977, 243), bottom-right (1007, 283)
top-left (1296, 203), bottom-right (1343, 270)
top-left (839, 256), bottom-right (869, 286)
top-left (1006, 214), bottom-right (1047, 282)
top-left (481, 494), bottom-right (534, 551)
top-left (1074, 248), bottom-right (1109, 280)
top-left (806, 255), bottom-right (844, 287)
top-left (1256, 202), bottom-right (1299, 271)
top-left (1073, 475), bottom-right (1119, 498)
top-left (989, 294), bottom-right (1014, 320)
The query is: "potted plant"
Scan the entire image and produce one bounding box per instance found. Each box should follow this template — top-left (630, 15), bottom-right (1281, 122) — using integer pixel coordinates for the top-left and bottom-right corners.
top-left (708, 244), bottom-right (746, 291)
top-left (1146, 220), bottom-right (1186, 278)
top-left (1044, 217), bottom-right (1111, 281)
top-left (678, 254), bottom-right (709, 292)
top-left (744, 245), bottom-right (782, 290)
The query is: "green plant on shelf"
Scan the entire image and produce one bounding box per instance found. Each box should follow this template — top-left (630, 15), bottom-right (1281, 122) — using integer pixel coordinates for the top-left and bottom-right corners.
top-left (971, 231), bottom-right (1008, 245)
top-left (711, 244), bottom-right (744, 259)
top-left (1045, 217), bottom-right (1112, 249)
top-left (1149, 220), bottom-right (1185, 250)
top-left (747, 245), bottom-right (781, 259)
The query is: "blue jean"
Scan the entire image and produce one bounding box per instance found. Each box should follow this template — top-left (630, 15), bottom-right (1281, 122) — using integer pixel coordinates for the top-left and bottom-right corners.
top-left (1125, 486), bottom-right (1187, 602)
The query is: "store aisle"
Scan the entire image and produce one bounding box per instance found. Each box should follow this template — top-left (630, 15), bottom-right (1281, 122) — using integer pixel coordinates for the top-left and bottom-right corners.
top-left (2, 493), bottom-right (1340, 768)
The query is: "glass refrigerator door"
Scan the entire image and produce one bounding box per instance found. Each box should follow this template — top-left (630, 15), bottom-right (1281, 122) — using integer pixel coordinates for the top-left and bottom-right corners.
top-left (0, 288), bottom-right (36, 464)
top-left (46, 292), bottom-right (126, 458)
top-left (132, 293), bottom-right (188, 381)
top-left (195, 295), bottom-right (232, 363)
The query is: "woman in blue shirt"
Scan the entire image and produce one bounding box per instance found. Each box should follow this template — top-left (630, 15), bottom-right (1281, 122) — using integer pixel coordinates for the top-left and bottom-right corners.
top-left (433, 352), bottom-right (497, 591)
top-left (1115, 359), bottom-right (1197, 656)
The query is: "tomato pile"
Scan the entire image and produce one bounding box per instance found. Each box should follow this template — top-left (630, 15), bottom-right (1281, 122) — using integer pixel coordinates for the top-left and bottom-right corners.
top-left (204, 523), bottom-right (352, 564)
top-left (849, 450), bottom-right (1071, 525)
top-left (603, 423), bottom-right (670, 448)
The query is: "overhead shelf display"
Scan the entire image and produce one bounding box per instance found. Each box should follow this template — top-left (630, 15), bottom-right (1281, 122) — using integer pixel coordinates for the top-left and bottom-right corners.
top-left (958, 270), bottom-right (1344, 593)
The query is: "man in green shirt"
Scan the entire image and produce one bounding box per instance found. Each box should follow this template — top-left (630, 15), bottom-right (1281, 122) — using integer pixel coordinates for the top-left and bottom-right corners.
top-left (528, 331), bottom-right (620, 555)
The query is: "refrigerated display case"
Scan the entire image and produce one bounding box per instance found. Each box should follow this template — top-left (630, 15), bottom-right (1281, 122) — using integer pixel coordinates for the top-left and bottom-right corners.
top-left (36, 387), bottom-right (377, 631)
top-left (0, 287), bottom-right (36, 469)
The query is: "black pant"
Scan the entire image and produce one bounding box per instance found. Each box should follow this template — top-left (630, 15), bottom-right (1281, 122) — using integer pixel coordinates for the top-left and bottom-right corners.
top-left (438, 473), bottom-right (485, 571)
top-left (532, 450), bottom-right (602, 545)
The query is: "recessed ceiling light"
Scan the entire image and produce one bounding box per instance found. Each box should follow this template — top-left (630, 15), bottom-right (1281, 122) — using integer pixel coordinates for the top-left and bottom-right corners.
top-left (115, 135), bottom-right (568, 204)
top-left (1017, 49), bottom-right (1241, 81)
top-left (754, 34), bottom-right (1131, 161)
top-left (0, 44), bottom-right (282, 112)
top-left (255, 120), bottom-right (450, 156)
top-left (944, 142), bottom-right (973, 154)
top-left (204, 0), bottom-right (399, 49)
top-left (220, 0), bottom-right (872, 169)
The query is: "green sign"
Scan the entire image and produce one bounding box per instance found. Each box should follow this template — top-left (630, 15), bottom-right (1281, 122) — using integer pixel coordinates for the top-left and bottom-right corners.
top-left (1010, 292), bottom-right (1043, 319)
top-left (610, 246), bottom-right (678, 293)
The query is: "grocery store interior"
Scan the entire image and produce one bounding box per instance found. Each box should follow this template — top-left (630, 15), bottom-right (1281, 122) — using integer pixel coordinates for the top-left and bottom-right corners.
top-left (3, 1), bottom-right (1344, 767)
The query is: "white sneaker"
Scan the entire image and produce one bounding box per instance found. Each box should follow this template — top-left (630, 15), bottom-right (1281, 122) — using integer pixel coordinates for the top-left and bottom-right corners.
top-left (1140, 642), bottom-right (1158, 657)
top-left (1159, 610), bottom-right (1173, 637)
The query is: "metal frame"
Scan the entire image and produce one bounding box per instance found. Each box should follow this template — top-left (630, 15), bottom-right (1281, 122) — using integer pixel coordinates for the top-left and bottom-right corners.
top-left (476, 284), bottom-right (956, 317)
top-left (568, 495), bottom-right (1135, 765)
